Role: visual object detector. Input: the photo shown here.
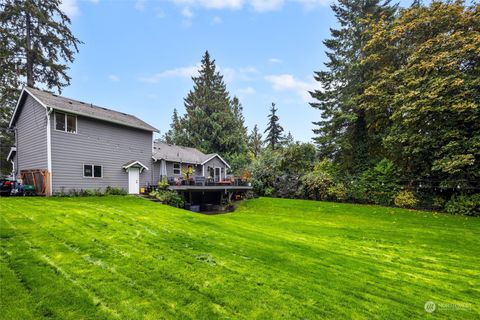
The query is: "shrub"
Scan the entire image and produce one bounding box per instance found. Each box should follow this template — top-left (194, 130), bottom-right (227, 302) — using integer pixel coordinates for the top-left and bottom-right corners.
top-left (327, 182), bottom-right (347, 201)
top-left (432, 196), bottom-right (446, 211)
top-left (83, 189), bottom-right (96, 196)
top-left (105, 186), bottom-right (127, 195)
top-left (353, 159), bottom-right (400, 206)
top-left (248, 148), bottom-right (282, 196)
top-left (445, 194), bottom-right (480, 216)
top-left (157, 179), bottom-right (169, 190)
top-left (155, 190), bottom-right (184, 208)
top-left (273, 174), bottom-right (302, 199)
top-left (264, 187), bottom-right (275, 197)
top-left (394, 190), bottom-right (418, 208)
top-left (300, 171), bottom-right (333, 200)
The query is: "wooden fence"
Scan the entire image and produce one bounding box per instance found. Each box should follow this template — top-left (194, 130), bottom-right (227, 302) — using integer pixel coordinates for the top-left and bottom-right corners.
top-left (20, 169), bottom-right (51, 196)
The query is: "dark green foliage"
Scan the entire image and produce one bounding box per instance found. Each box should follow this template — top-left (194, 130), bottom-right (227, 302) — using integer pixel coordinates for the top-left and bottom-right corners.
top-left (104, 186), bottom-right (127, 196)
top-left (150, 190), bottom-right (184, 208)
top-left (0, 0), bottom-right (81, 175)
top-left (352, 159), bottom-right (400, 206)
top-left (446, 194), bottom-right (480, 217)
top-left (55, 186), bottom-right (126, 197)
top-left (310, 0), bottom-right (397, 173)
top-left (279, 142), bottom-right (316, 175)
top-left (248, 148), bottom-right (282, 195)
top-left (165, 51), bottom-right (248, 173)
top-left (361, 1), bottom-right (480, 190)
top-left (248, 124), bottom-right (263, 158)
top-left (264, 103), bottom-right (284, 150)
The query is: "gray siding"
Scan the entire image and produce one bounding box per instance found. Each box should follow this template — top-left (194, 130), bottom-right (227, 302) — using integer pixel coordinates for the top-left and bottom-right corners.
top-left (203, 157), bottom-right (228, 180)
top-left (50, 113), bottom-right (153, 193)
top-left (14, 96), bottom-right (48, 178)
top-left (151, 156), bottom-right (228, 182)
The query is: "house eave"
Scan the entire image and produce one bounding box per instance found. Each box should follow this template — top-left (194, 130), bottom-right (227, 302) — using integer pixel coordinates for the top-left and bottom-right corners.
top-left (201, 154), bottom-right (231, 168)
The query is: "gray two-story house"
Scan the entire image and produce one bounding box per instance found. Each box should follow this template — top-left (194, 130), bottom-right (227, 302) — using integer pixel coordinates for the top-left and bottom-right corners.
top-left (7, 87), bottom-right (232, 196)
top-left (8, 87), bottom-right (157, 195)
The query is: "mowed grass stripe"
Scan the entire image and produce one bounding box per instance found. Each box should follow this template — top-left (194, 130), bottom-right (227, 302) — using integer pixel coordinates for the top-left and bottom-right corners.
top-left (2, 207), bottom-right (229, 319)
top-left (1, 196), bottom-right (479, 319)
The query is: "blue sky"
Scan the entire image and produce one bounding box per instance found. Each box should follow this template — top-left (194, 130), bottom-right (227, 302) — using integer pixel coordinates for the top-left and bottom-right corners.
top-left (57, 0), bottom-right (340, 142)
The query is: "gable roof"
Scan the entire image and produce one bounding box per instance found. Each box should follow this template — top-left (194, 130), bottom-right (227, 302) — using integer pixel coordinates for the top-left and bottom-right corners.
top-left (123, 160), bottom-right (149, 172)
top-left (9, 87), bottom-right (158, 132)
top-left (152, 141), bottom-right (230, 168)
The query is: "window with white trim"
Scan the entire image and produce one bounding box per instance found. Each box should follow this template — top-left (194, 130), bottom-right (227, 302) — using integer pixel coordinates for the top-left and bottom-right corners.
top-left (84, 165), bottom-right (102, 178)
top-left (173, 163), bottom-right (181, 175)
top-left (55, 111), bottom-right (77, 133)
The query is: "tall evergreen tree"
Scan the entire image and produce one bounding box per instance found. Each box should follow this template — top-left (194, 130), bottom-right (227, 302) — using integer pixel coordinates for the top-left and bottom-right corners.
top-left (284, 131), bottom-right (294, 146)
top-left (264, 103), bottom-right (284, 150)
top-left (310, 0), bottom-right (396, 173)
top-left (0, 0), bottom-right (82, 175)
top-left (164, 108), bottom-right (184, 145)
top-left (248, 124), bottom-right (263, 158)
top-left (231, 96), bottom-right (248, 144)
top-left (167, 51), bottom-right (248, 172)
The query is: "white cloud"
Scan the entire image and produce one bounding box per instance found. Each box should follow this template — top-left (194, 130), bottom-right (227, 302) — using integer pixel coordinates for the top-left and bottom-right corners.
top-left (135, 0), bottom-right (146, 11)
top-left (265, 74), bottom-right (319, 102)
top-left (268, 58), bottom-right (282, 64)
top-left (250, 0), bottom-right (284, 12)
top-left (108, 75), bottom-right (120, 82)
top-left (169, 0), bottom-right (327, 12)
top-left (140, 64), bottom-right (258, 84)
top-left (181, 7), bottom-right (194, 18)
top-left (139, 65), bottom-right (200, 83)
top-left (172, 0), bottom-right (243, 10)
top-left (60, 0), bottom-right (80, 18)
top-left (238, 87), bottom-right (256, 95)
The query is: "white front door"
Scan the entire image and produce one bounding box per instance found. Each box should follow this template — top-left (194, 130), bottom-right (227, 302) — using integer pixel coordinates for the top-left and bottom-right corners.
top-left (128, 168), bottom-right (140, 194)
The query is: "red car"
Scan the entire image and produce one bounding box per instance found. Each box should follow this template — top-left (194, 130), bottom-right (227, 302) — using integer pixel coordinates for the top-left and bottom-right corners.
top-left (0, 179), bottom-right (13, 196)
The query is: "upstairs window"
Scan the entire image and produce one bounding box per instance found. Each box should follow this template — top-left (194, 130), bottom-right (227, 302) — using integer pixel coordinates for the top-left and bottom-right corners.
top-left (84, 165), bottom-right (102, 178)
top-left (55, 112), bottom-right (76, 133)
top-left (173, 163), bottom-right (181, 175)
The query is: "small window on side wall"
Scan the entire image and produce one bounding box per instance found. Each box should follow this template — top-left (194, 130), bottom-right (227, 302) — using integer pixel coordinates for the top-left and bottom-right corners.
top-left (55, 111), bottom-right (76, 133)
top-left (173, 163), bottom-right (181, 175)
top-left (84, 165), bottom-right (102, 178)
top-left (55, 112), bottom-right (66, 131)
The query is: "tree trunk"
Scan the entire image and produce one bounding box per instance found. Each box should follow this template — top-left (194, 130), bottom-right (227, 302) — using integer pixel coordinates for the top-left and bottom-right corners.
top-left (26, 9), bottom-right (34, 87)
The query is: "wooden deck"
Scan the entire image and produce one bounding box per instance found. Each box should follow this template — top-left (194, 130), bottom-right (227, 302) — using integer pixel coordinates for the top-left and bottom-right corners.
top-left (168, 185), bottom-right (252, 191)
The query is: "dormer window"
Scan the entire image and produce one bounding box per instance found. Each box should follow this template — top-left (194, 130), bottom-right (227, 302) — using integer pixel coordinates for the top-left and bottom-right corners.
top-left (55, 111), bottom-right (77, 133)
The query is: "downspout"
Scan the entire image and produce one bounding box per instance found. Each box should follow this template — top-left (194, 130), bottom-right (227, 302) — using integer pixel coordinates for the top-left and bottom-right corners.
top-left (46, 107), bottom-right (53, 196)
top-left (14, 127), bottom-right (18, 179)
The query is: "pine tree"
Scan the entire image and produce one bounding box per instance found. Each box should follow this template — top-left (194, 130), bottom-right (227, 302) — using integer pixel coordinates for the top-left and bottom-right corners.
top-left (310, 0), bottom-right (396, 173)
top-left (248, 125), bottom-right (263, 158)
top-left (164, 108), bottom-right (185, 145)
top-left (284, 132), bottom-right (294, 146)
top-left (264, 103), bottom-right (284, 150)
top-left (168, 51), bottom-right (248, 172)
top-left (231, 96), bottom-right (248, 140)
top-left (0, 0), bottom-right (81, 175)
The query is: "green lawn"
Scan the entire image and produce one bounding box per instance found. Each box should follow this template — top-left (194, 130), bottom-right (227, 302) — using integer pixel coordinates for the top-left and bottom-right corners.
top-left (0, 196), bottom-right (478, 319)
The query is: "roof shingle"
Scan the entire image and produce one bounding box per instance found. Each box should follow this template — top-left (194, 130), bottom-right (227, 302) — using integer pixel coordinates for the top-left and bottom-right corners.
top-left (25, 87), bottom-right (158, 132)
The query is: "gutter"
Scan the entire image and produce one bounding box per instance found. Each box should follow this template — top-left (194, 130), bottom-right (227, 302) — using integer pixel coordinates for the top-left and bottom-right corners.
top-left (46, 107), bottom-right (53, 195)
